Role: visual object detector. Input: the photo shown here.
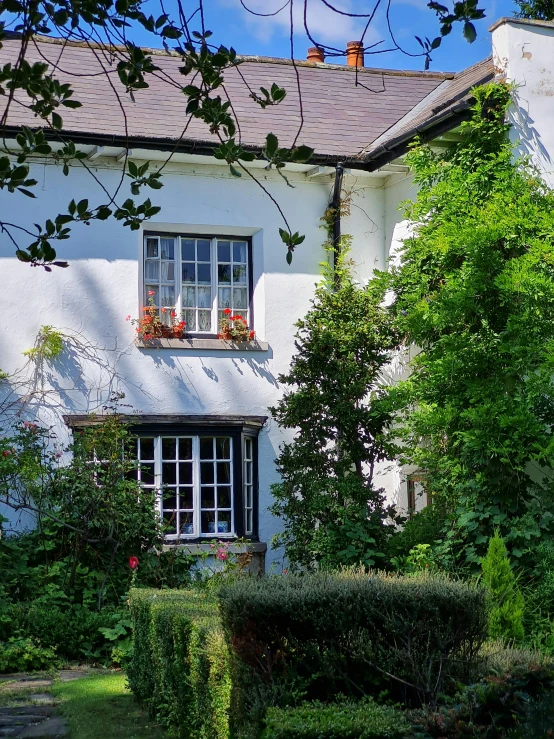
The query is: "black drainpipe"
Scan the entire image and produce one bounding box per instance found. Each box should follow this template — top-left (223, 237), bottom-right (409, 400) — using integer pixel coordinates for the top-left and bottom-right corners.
top-left (332, 161), bottom-right (344, 288)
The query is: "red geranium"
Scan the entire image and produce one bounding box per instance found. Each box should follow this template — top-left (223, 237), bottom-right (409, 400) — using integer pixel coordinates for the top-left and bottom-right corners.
top-left (129, 556), bottom-right (139, 570)
top-left (223, 307), bottom-right (232, 315)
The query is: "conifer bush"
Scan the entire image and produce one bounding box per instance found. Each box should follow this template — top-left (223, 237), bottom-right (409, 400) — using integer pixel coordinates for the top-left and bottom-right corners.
top-left (481, 532), bottom-right (525, 642)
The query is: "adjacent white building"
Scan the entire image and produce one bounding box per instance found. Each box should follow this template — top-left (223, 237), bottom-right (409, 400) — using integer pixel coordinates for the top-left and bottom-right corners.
top-left (1, 18), bottom-right (552, 568)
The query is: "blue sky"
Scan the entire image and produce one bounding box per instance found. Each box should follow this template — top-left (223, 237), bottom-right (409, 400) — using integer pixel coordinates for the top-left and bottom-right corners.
top-left (139, 0), bottom-right (516, 73)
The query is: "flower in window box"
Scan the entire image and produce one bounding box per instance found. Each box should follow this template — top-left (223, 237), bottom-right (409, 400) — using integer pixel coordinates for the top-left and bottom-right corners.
top-left (219, 313), bottom-right (255, 342)
top-left (129, 295), bottom-right (185, 341)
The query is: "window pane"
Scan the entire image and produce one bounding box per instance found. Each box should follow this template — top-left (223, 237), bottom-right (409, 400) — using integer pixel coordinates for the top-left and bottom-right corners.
top-left (183, 287), bottom-right (196, 308)
top-left (197, 264), bottom-right (211, 284)
top-left (197, 240), bottom-right (211, 261)
top-left (163, 492), bottom-right (177, 510)
top-left (200, 462), bottom-right (214, 484)
top-left (183, 309), bottom-right (196, 331)
top-left (218, 287), bottom-right (231, 309)
top-left (160, 286), bottom-right (175, 306)
top-left (218, 265), bottom-right (231, 284)
top-left (139, 438), bottom-right (154, 460)
top-left (180, 513), bottom-right (194, 536)
top-left (140, 463), bottom-right (154, 485)
top-left (217, 462), bottom-right (230, 484)
top-left (161, 261), bottom-right (175, 281)
top-left (218, 241), bottom-right (230, 262)
top-left (233, 265), bottom-right (247, 284)
top-left (201, 511), bottom-right (216, 534)
top-left (182, 263), bottom-right (196, 283)
top-left (162, 438), bottom-right (176, 459)
top-left (160, 238), bottom-right (175, 260)
top-left (179, 438), bottom-right (193, 460)
top-left (233, 288), bottom-right (247, 310)
top-left (198, 311), bottom-right (211, 332)
top-left (200, 438), bottom-right (214, 459)
top-left (246, 509), bottom-right (253, 534)
top-left (179, 462), bottom-right (193, 485)
top-left (163, 511), bottom-right (176, 535)
top-left (179, 487), bottom-right (193, 509)
top-left (233, 242), bottom-right (247, 263)
top-left (162, 463), bottom-right (177, 485)
top-left (145, 261), bottom-right (159, 281)
top-left (217, 486), bottom-right (231, 509)
top-left (216, 438), bottom-right (230, 459)
top-left (146, 238), bottom-right (159, 258)
top-left (181, 239), bottom-right (195, 261)
top-left (197, 287), bottom-right (211, 309)
top-left (218, 511), bottom-right (231, 533)
top-left (201, 487), bottom-right (215, 509)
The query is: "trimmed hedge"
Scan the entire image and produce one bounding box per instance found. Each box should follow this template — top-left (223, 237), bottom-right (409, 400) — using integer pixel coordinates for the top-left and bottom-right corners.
top-left (261, 701), bottom-right (409, 739)
top-left (219, 570), bottom-right (487, 731)
top-left (127, 589), bottom-right (230, 739)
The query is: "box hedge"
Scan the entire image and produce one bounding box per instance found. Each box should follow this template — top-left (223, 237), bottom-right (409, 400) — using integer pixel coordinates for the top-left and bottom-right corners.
top-left (127, 588), bottom-right (230, 739)
top-left (261, 701), bottom-right (410, 739)
top-left (218, 570), bottom-right (487, 731)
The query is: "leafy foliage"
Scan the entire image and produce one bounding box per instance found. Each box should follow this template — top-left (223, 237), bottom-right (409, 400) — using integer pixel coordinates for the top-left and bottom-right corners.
top-left (481, 532), bottom-right (525, 642)
top-left (261, 700), bottom-right (409, 739)
top-left (514, 0), bottom-right (554, 19)
top-left (380, 82), bottom-right (554, 564)
top-left (270, 254), bottom-right (400, 569)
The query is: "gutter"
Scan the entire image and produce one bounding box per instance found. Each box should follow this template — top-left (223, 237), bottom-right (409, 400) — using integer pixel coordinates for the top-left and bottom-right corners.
top-left (332, 161), bottom-right (344, 287)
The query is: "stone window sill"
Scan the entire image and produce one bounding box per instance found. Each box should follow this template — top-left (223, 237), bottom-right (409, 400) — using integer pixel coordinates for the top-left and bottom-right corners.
top-left (161, 541), bottom-right (267, 554)
top-left (136, 338), bottom-right (269, 351)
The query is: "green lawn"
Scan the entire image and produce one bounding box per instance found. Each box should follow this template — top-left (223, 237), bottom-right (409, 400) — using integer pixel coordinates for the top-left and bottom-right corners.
top-left (51, 671), bottom-right (166, 739)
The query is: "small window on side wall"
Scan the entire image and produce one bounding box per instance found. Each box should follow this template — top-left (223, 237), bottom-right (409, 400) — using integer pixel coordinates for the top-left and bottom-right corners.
top-left (406, 474), bottom-right (429, 518)
top-left (143, 234), bottom-right (252, 335)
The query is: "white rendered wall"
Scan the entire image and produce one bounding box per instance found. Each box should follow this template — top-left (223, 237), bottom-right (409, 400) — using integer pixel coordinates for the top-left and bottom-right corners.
top-left (0, 156), bottom-right (394, 562)
top-left (492, 18), bottom-right (554, 188)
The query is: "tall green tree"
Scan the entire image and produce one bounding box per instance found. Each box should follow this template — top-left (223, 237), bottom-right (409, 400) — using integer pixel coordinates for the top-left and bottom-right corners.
top-left (481, 531), bottom-right (525, 641)
top-left (381, 82), bottom-right (554, 564)
top-left (270, 254), bottom-right (400, 569)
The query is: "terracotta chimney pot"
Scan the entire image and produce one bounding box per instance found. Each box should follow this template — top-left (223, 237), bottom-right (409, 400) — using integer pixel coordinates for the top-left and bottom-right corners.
top-left (307, 46), bottom-right (325, 63)
top-left (346, 41), bottom-right (364, 68)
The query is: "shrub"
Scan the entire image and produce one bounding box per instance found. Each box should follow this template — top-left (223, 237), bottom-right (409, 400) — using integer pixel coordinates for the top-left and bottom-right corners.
top-left (481, 532), bottom-right (525, 642)
top-left (412, 662), bottom-right (554, 737)
top-left (0, 636), bottom-right (60, 672)
top-left (261, 701), bottom-right (410, 739)
top-left (385, 506), bottom-right (445, 568)
top-left (127, 588), bottom-right (230, 739)
top-left (219, 570), bottom-right (487, 734)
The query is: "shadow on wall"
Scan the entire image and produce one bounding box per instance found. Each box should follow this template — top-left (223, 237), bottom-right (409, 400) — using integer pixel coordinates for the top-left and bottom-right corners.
top-left (510, 90), bottom-right (552, 169)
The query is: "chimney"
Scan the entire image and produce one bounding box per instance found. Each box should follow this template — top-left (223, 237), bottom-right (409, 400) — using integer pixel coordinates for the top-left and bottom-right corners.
top-left (346, 41), bottom-right (364, 67)
top-left (307, 46), bottom-right (325, 63)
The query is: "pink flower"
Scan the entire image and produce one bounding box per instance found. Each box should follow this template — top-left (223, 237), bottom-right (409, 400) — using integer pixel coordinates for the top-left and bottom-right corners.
top-left (55, 451), bottom-right (62, 459)
top-left (216, 548), bottom-right (229, 561)
top-left (23, 421), bottom-right (38, 431)
top-left (148, 290), bottom-right (155, 296)
top-left (125, 315), bottom-right (131, 321)
top-left (1, 449), bottom-right (12, 458)
top-left (129, 556), bottom-right (139, 570)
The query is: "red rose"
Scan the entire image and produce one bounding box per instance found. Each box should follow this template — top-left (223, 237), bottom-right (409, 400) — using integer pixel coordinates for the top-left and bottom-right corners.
top-left (129, 556), bottom-right (139, 570)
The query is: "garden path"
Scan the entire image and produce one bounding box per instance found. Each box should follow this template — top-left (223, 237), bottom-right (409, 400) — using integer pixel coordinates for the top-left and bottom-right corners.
top-left (0, 669), bottom-right (89, 738)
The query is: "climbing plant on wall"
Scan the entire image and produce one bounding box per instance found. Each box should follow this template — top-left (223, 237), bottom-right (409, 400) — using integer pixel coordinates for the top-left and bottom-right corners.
top-left (380, 82), bottom-right (554, 565)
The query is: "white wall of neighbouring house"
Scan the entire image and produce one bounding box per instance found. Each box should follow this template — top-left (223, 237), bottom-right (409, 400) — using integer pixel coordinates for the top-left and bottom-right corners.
top-left (0, 154), bottom-right (400, 564)
top-left (492, 17), bottom-right (554, 188)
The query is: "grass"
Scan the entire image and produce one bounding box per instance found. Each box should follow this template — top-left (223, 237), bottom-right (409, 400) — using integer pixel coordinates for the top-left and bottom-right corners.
top-left (51, 671), bottom-right (166, 739)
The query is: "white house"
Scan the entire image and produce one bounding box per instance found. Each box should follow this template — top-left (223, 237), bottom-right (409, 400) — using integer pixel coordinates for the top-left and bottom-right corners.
top-left (0, 17), bottom-right (552, 569)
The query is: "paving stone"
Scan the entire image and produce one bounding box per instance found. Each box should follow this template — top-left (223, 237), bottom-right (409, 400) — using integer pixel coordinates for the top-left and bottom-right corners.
top-left (57, 670), bottom-right (87, 682)
top-left (18, 717), bottom-right (68, 738)
top-left (0, 709), bottom-right (52, 718)
top-left (1, 681), bottom-right (52, 693)
top-left (0, 727), bottom-right (22, 736)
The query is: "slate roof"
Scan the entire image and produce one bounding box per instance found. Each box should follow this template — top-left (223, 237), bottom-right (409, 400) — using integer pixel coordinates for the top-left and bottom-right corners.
top-left (1, 35), bottom-right (453, 161)
top-left (361, 56), bottom-right (495, 169)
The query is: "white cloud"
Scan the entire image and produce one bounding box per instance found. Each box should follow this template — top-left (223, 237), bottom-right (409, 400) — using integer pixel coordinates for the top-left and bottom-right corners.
top-left (221, 0), bottom-right (381, 50)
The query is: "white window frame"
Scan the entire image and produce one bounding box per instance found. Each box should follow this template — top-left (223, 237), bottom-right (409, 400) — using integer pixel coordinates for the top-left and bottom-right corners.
top-left (143, 233), bottom-right (251, 335)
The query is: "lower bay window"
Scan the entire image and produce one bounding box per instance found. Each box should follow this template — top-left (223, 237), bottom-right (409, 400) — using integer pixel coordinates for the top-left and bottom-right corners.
top-left (127, 418), bottom-right (262, 541)
top-left (64, 414), bottom-right (262, 542)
